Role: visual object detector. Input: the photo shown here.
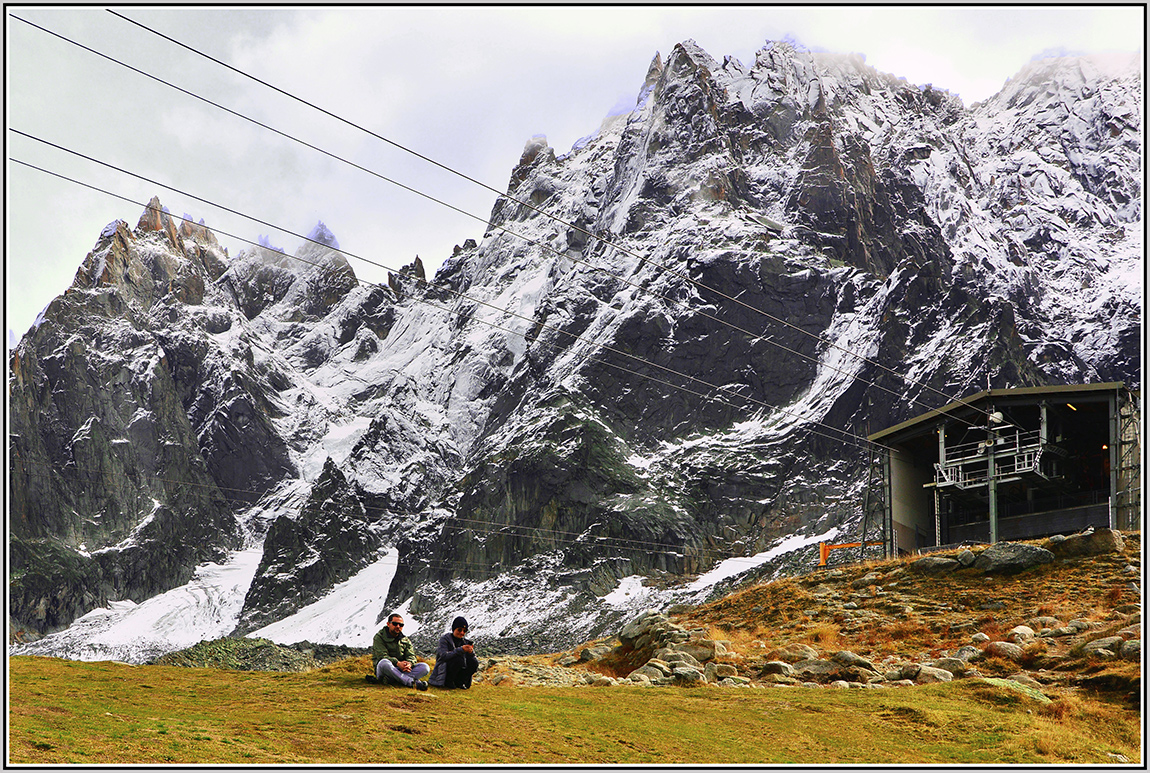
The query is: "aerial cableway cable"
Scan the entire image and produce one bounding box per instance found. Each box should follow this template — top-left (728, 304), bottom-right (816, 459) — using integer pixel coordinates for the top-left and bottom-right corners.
top-left (10, 12), bottom-right (948, 427)
top-left (105, 8), bottom-right (1002, 428)
top-left (11, 451), bottom-right (815, 577)
top-left (12, 12), bottom-right (992, 434)
top-left (9, 147), bottom-right (892, 459)
top-left (7, 172), bottom-right (878, 586)
top-left (9, 149), bottom-right (877, 456)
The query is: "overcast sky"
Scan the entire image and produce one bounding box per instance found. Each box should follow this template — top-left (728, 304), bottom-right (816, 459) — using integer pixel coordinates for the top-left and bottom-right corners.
top-left (5, 5), bottom-right (1144, 345)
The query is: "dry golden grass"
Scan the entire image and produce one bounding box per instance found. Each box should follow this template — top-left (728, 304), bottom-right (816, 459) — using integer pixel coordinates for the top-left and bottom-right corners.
top-left (805, 622), bottom-right (841, 647)
top-left (702, 623), bottom-right (761, 659)
top-left (1038, 692), bottom-right (1086, 722)
top-left (1026, 689), bottom-right (1142, 763)
top-left (1104, 585), bottom-right (1126, 607)
top-left (670, 534), bottom-right (1140, 701)
top-left (9, 656), bottom-right (1142, 766)
top-left (10, 535), bottom-right (1140, 765)
top-left (976, 617), bottom-right (1005, 641)
top-left (977, 654), bottom-right (1026, 677)
top-left (1018, 640), bottom-right (1049, 668)
top-left (682, 577), bottom-right (813, 638)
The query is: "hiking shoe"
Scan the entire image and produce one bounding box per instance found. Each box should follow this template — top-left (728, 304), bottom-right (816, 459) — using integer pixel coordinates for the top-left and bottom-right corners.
top-left (415, 680), bottom-right (428, 691)
top-left (364, 674), bottom-right (378, 684)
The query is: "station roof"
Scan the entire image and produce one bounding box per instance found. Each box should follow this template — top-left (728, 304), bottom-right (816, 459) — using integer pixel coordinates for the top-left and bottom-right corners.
top-left (868, 382), bottom-right (1130, 444)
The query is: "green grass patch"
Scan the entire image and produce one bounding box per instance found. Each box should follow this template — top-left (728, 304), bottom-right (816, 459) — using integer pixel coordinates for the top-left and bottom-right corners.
top-left (8, 656), bottom-right (1140, 765)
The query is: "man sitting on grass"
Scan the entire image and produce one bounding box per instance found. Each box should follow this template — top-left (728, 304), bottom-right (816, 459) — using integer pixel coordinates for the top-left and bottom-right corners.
top-left (429, 616), bottom-right (479, 689)
top-left (369, 613), bottom-right (429, 691)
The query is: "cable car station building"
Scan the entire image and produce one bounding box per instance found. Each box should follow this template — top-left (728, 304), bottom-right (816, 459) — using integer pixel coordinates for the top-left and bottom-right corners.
top-left (867, 383), bottom-right (1141, 555)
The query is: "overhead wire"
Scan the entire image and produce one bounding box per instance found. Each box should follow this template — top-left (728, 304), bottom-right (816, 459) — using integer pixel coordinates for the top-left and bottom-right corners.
top-left (6, 11), bottom-right (917, 608)
top-left (11, 11), bottom-right (989, 435)
top-left (7, 12), bottom-right (930, 430)
top-left (12, 450), bottom-right (811, 576)
top-left (5, 11), bottom-right (987, 615)
top-left (8, 149), bottom-right (877, 573)
top-left (9, 142), bottom-right (891, 457)
top-left (105, 8), bottom-right (1001, 428)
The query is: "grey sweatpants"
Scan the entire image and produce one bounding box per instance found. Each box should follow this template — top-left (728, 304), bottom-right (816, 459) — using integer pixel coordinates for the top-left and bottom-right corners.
top-left (376, 659), bottom-right (431, 686)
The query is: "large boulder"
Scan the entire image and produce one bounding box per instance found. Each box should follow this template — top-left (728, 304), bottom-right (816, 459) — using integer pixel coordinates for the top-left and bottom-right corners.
top-left (793, 659), bottom-right (841, 681)
top-left (578, 644), bottom-right (613, 662)
top-left (1007, 625), bottom-right (1036, 643)
top-left (759, 661), bottom-right (795, 677)
top-left (984, 641), bottom-right (1025, 662)
top-left (674, 639), bottom-right (726, 663)
top-left (671, 665), bottom-right (706, 685)
top-left (887, 664), bottom-right (919, 681)
top-left (973, 542), bottom-right (1054, 574)
top-left (930, 657), bottom-right (971, 676)
top-left (915, 665), bottom-right (954, 684)
top-left (654, 648), bottom-right (703, 669)
top-left (1119, 640), bottom-right (1141, 661)
top-left (628, 659), bottom-right (673, 681)
top-left (831, 650), bottom-right (878, 672)
top-left (1045, 529), bottom-right (1125, 558)
top-left (619, 610), bottom-right (670, 648)
top-left (793, 658), bottom-right (873, 684)
top-left (954, 646), bottom-right (982, 662)
top-left (774, 642), bottom-right (819, 663)
top-left (1077, 636), bottom-right (1125, 657)
top-left (703, 662), bottom-right (739, 682)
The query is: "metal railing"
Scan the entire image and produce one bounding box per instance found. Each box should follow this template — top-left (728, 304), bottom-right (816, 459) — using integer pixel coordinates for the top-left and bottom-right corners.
top-left (934, 430), bottom-right (1047, 489)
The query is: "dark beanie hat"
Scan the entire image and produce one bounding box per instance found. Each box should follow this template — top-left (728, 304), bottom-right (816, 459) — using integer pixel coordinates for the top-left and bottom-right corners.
top-left (451, 616), bottom-right (469, 631)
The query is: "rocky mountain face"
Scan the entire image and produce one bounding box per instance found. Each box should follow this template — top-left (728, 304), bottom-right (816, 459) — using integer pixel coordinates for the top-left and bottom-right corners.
top-left (8, 42), bottom-right (1141, 654)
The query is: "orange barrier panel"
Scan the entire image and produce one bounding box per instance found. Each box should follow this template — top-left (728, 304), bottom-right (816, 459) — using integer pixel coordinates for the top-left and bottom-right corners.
top-left (818, 540), bottom-right (884, 566)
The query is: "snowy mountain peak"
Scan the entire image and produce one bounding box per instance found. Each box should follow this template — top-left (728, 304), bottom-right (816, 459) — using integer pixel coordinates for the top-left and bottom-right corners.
top-left (67, 196), bottom-right (229, 308)
top-left (642, 51), bottom-right (664, 90)
top-left (9, 41), bottom-right (1142, 663)
top-left (669, 38), bottom-right (719, 71)
top-left (306, 220), bottom-right (340, 250)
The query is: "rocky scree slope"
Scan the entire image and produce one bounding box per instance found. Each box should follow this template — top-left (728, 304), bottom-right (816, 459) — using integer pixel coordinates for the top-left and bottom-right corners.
top-left (438, 530), bottom-right (1142, 703)
top-left (8, 41), bottom-right (1142, 654)
top-left (146, 531), bottom-right (1140, 713)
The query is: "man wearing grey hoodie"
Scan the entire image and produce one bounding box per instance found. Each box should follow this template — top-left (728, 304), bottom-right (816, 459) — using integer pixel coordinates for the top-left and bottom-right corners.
top-left (428, 616), bottom-right (479, 689)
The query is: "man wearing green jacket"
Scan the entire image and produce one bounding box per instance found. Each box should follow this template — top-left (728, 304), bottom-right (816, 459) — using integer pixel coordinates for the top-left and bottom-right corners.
top-left (371, 613), bottom-right (429, 690)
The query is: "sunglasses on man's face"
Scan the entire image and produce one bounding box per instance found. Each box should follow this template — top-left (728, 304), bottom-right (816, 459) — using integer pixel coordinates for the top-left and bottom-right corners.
top-left (390, 621), bottom-right (404, 628)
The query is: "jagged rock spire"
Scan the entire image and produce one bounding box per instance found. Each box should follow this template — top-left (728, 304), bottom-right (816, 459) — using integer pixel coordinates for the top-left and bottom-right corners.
top-left (307, 220), bottom-right (339, 250)
top-left (136, 195), bottom-right (182, 251)
top-left (643, 52), bottom-right (664, 89)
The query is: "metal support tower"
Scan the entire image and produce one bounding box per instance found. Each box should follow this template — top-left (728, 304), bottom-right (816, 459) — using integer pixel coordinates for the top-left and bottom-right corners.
top-left (860, 445), bottom-right (889, 561)
top-left (1116, 388), bottom-right (1142, 531)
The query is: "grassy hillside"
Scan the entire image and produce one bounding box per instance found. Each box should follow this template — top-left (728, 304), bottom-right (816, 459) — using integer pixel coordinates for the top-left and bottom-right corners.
top-left (7, 655), bottom-right (1139, 765)
top-left (8, 535), bottom-right (1142, 765)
